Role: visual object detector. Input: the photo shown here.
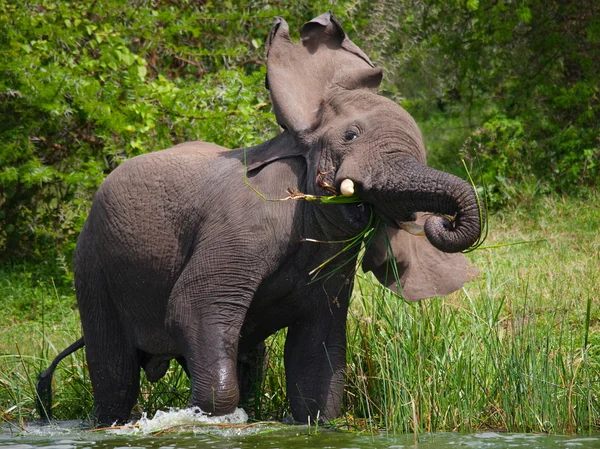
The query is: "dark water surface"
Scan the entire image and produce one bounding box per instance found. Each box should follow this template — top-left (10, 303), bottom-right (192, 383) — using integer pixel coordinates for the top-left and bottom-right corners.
top-left (2, 421), bottom-right (599, 449)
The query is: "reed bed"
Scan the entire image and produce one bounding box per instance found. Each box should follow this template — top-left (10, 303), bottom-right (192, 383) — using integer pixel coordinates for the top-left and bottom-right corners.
top-left (343, 193), bottom-right (599, 433)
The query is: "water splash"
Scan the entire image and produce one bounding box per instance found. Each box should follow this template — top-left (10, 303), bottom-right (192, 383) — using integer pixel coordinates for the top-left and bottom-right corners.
top-left (107, 407), bottom-right (248, 435)
top-left (13, 420), bottom-right (89, 437)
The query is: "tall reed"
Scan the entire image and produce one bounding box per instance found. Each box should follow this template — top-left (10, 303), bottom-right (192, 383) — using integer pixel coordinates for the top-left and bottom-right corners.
top-left (342, 193), bottom-right (599, 433)
top-left (344, 274), bottom-right (598, 433)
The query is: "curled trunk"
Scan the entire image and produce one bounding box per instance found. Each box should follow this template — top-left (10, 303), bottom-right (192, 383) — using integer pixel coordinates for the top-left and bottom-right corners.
top-left (337, 157), bottom-right (484, 253)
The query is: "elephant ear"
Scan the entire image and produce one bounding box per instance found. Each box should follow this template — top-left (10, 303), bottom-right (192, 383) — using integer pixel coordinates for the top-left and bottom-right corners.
top-left (243, 132), bottom-right (304, 171)
top-left (266, 11), bottom-right (383, 133)
top-left (362, 214), bottom-right (479, 301)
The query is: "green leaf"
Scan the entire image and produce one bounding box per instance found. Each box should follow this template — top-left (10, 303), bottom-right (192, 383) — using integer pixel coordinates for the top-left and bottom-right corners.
top-left (138, 64), bottom-right (147, 80)
top-left (466, 0), bottom-right (479, 11)
top-left (516, 7), bottom-right (532, 23)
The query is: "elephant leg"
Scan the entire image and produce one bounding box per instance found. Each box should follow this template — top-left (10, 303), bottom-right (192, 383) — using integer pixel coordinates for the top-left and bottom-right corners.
top-left (166, 259), bottom-right (258, 416)
top-left (237, 341), bottom-right (268, 415)
top-left (82, 310), bottom-right (141, 425)
top-left (87, 338), bottom-right (140, 426)
top-left (284, 296), bottom-right (349, 423)
top-left (170, 309), bottom-right (248, 415)
top-left (78, 281), bottom-right (140, 426)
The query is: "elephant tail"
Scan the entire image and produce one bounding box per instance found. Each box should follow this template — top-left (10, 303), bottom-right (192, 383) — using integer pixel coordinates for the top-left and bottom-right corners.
top-left (36, 337), bottom-right (85, 421)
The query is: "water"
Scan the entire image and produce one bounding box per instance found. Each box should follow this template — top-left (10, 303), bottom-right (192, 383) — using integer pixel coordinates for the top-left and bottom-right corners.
top-left (2, 409), bottom-right (599, 449)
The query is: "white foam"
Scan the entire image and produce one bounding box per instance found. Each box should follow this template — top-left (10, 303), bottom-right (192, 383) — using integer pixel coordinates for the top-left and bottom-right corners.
top-left (107, 407), bottom-right (248, 435)
top-left (17, 421), bottom-right (88, 437)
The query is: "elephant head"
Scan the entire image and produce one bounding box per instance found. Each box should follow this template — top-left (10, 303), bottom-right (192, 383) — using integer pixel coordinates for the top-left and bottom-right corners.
top-left (262, 12), bottom-right (483, 299)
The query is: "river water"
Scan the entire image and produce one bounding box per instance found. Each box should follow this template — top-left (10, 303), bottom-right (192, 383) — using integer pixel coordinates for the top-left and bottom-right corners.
top-left (1, 409), bottom-right (599, 449)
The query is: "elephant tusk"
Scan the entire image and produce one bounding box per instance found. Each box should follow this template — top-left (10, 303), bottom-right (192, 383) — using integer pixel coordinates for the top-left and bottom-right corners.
top-left (397, 220), bottom-right (425, 236)
top-left (340, 179), bottom-right (355, 197)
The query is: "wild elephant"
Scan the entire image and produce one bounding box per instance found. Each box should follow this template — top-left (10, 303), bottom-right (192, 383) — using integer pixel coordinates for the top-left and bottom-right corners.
top-left (37, 12), bottom-right (483, 426)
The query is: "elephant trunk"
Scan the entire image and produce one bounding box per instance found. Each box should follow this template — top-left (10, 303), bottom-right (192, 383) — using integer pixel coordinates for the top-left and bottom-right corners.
top-left (336, 156), bottom-right (484, 253)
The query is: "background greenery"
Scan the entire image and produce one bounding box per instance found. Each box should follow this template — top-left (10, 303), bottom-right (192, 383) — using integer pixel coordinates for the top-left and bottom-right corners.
top-left (1, 0), bottom-right (598, 433)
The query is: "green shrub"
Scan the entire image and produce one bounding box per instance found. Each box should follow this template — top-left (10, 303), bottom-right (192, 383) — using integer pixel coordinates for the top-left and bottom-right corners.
top-left (0, 1), bottom-right (281, 266)
top-left (377, 0), bottom-right (600, 207)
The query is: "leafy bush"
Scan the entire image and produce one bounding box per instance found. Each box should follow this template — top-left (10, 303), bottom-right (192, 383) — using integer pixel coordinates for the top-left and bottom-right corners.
top-left (460, 116), bottom-right (540, 207)
top-left (374, 0), bottom-right (600, 208)
top-left (0, 1), bottom-right (283, 266)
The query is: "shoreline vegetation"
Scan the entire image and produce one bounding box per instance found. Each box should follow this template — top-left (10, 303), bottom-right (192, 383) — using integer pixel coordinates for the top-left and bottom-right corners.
top-left (1, 0), bottom-right (598, 434)
top-left (1, 194), bottom-right (598, 433)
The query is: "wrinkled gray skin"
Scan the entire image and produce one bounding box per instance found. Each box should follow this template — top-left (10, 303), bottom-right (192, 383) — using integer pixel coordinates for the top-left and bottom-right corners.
top-left (73, 13), bottom-right (483, 426)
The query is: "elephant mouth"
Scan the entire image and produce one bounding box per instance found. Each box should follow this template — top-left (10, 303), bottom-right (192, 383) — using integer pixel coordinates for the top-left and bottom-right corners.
top-left (340, 202), bottom-right (372, 230)
top-left (374, 208), bottom-right (425, 236)
top-left (397, 220), bottom-right (425, 236)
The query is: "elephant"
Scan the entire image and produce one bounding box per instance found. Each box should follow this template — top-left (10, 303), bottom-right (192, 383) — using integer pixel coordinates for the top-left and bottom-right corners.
top-left (37, 12), bottom-right (483, 426)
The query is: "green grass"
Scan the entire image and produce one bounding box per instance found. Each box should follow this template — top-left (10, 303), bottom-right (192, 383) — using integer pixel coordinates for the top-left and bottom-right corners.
top-left (1, 193), bottom-right (599, 433)
top-left (344, 192), bottom-right (600, 433)
top-left (0, 264), bottom-right (89, 424)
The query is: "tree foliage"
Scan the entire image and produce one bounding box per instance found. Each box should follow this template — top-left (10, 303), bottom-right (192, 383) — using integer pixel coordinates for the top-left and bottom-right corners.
top-left (368, 0), bottom-right (599, 205)
top-left (0, 0), bottom-right (598, 265)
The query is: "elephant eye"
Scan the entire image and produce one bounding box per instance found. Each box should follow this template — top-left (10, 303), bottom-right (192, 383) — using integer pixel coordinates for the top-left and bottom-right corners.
top-left (343, 130), bottom-right (359, 142)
